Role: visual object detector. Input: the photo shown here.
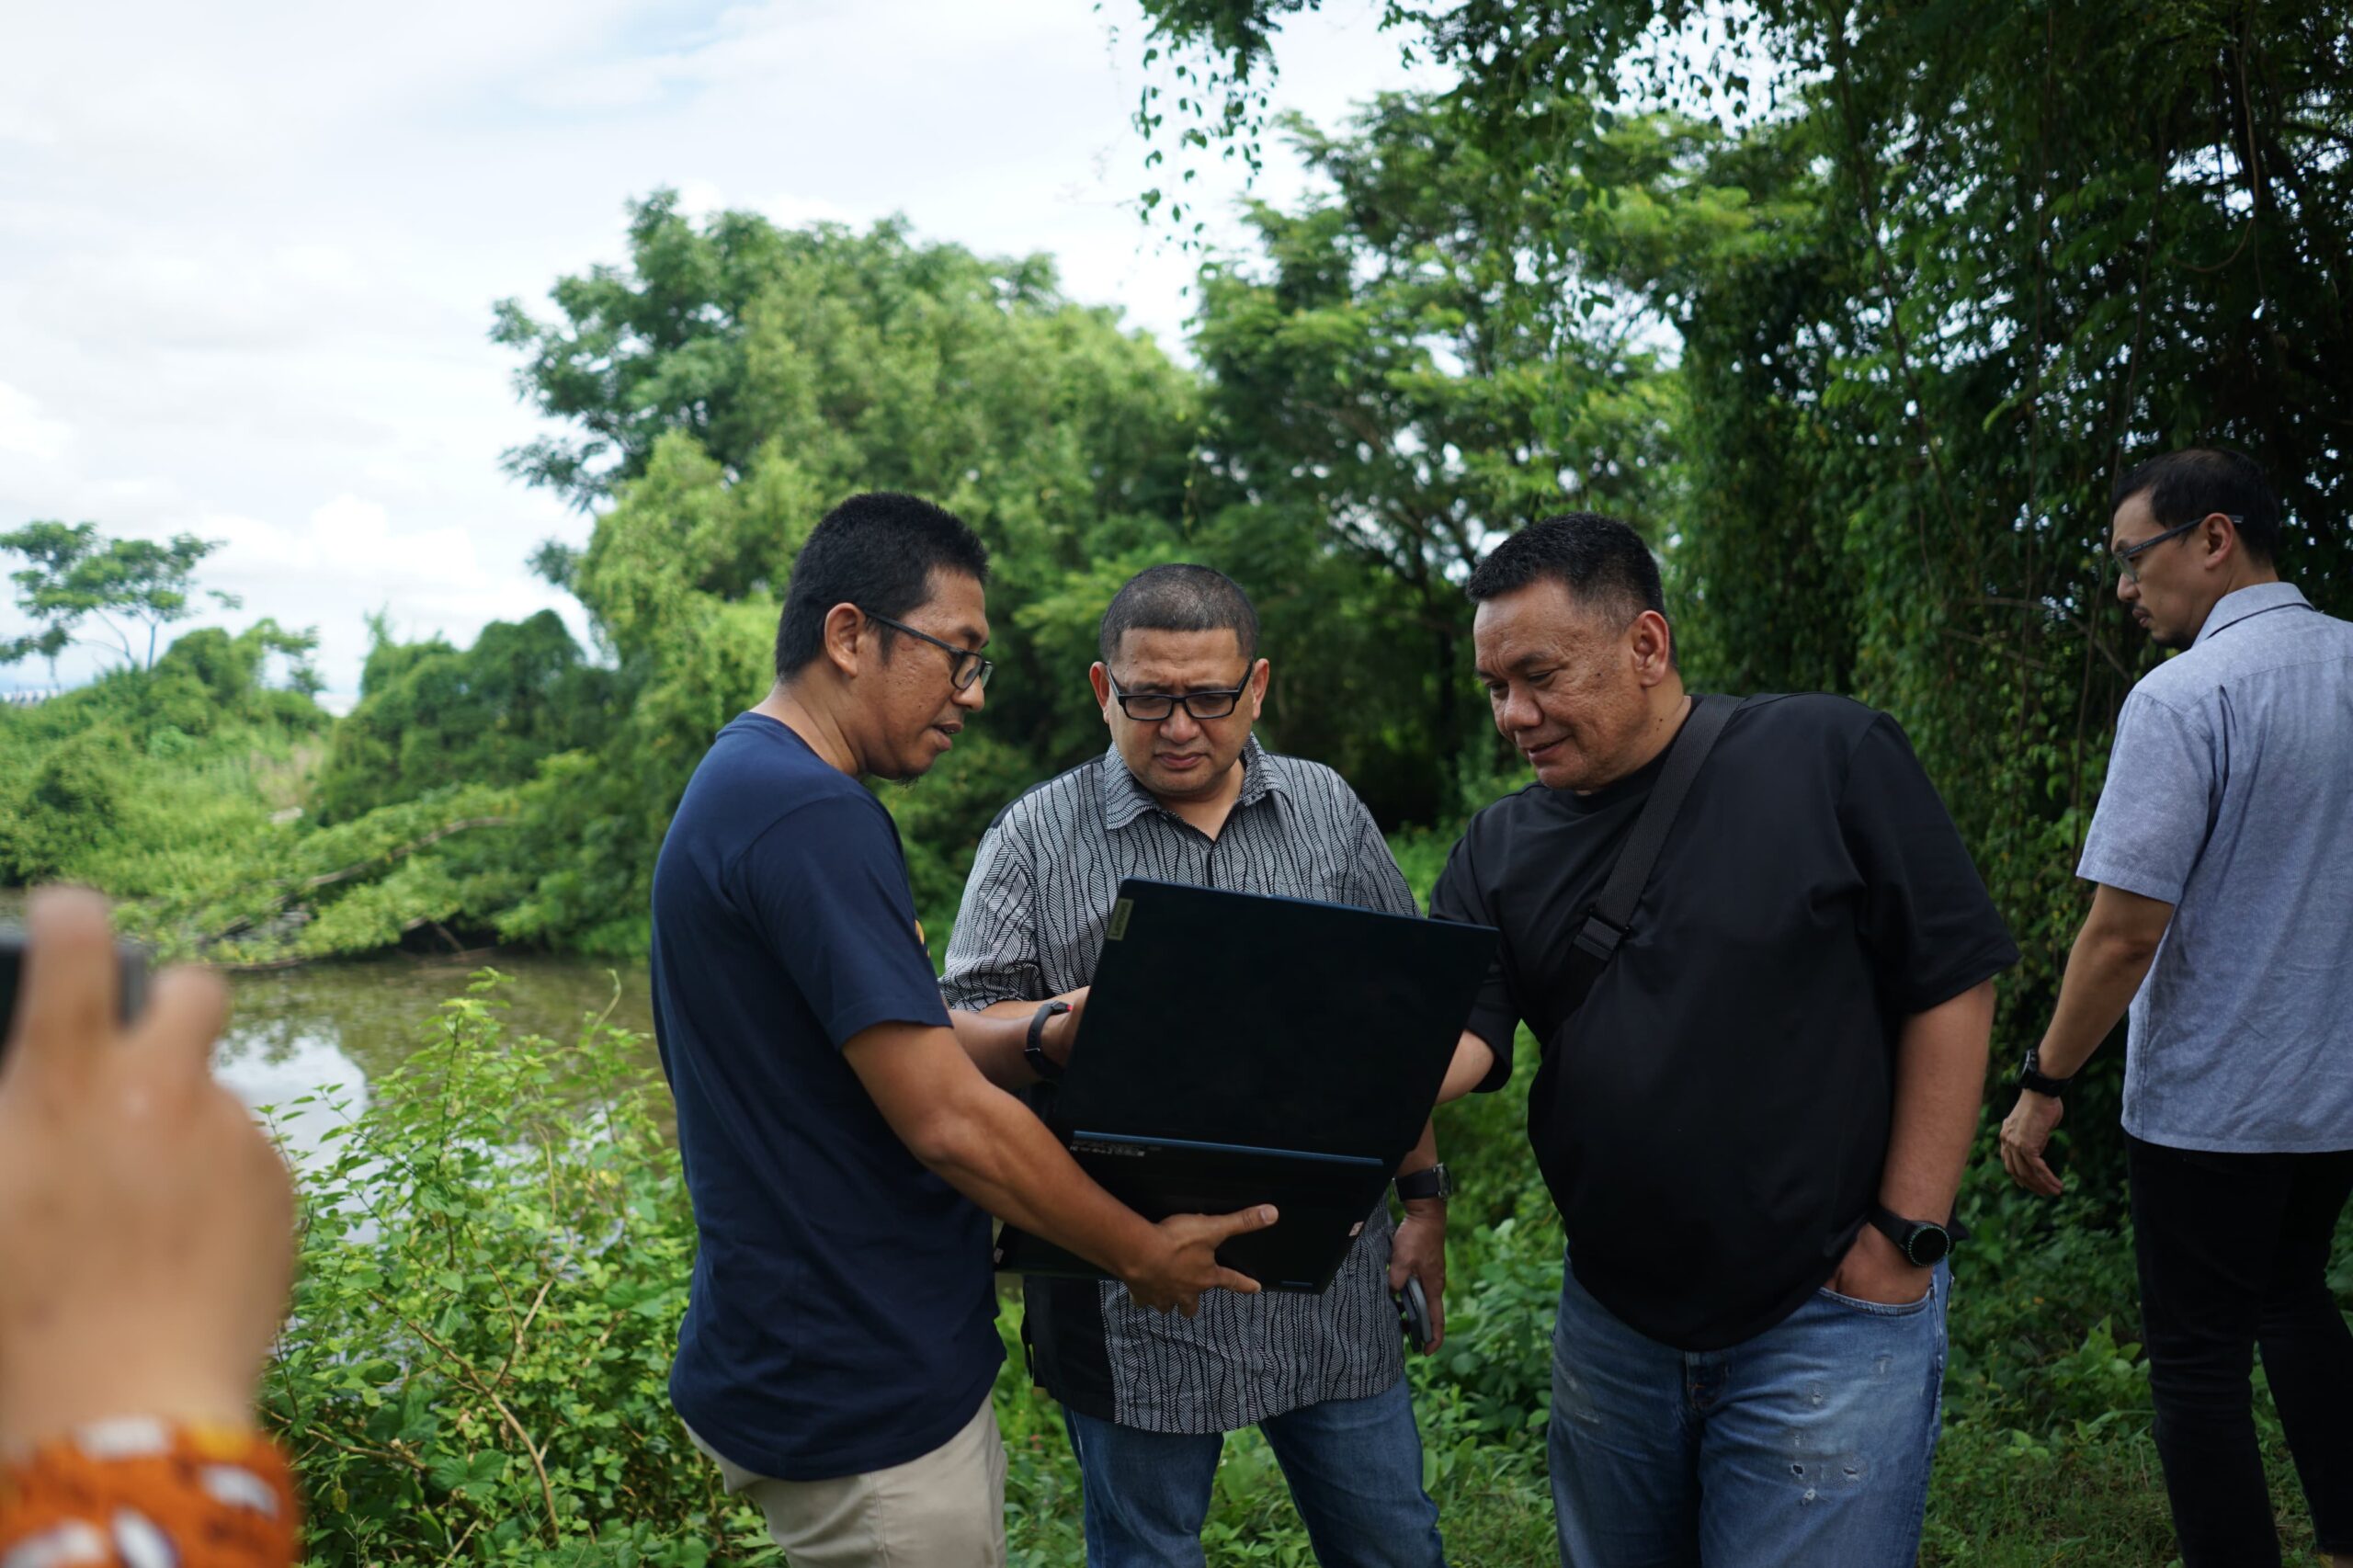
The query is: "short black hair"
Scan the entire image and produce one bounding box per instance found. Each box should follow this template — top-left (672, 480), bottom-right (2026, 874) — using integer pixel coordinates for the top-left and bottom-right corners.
top-left (1097, 563), bottom-right (1260, 666)
top-left (775, 493), bottom-right (989, 679)
top-left (1465, 512), bottom-right (1667, 627)
top-left (2111, 447), bottom-right (2280, 563)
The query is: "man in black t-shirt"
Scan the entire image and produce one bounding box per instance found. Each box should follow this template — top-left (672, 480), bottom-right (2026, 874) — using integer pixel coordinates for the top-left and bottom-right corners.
top-left (1429, 514), bottom-right (2016, 1568)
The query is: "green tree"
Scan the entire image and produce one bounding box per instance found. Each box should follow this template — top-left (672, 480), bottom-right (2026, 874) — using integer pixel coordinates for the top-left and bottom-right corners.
top-left (315, 610), bottom-right (612, 824)
top-left (484, 199), bottom-right (1206, 952)
top-left (1, 520), bottom-right (243, 674)
top-left (1182, 96), bottom-right (1688, 818)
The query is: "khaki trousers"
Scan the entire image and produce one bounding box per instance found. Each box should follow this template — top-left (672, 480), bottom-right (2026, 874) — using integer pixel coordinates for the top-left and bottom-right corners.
top-left (686, 1398), bottom-right (1007, 1567)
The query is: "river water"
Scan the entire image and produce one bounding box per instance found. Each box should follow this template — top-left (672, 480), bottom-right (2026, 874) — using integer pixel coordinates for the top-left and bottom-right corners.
top-left (218, 949), bottom-right (663, 1165)
top-left (0, 891), bottom-right (661, 1169)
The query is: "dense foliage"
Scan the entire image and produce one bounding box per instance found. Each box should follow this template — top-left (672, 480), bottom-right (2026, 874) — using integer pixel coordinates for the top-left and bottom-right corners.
top-left (9, 7), bottom-right (2351, 1558)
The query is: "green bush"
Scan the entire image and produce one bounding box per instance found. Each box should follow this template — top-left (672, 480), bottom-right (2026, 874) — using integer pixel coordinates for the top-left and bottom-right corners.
top-left (263, 976), bottom-right (774, 1565)
top-left (260, 971), bottom-right (2345, 1566)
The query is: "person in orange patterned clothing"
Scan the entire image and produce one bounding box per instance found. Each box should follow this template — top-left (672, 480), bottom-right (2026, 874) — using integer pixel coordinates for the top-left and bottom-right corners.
top-left (0, 888), bottom-right (300, 1568)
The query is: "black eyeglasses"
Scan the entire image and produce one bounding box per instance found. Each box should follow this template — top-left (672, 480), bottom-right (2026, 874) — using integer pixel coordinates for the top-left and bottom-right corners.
top-left (2113, 515), bottom-right (2237, 583)
top-left (1106, 673), bottom-right (1248, 722)
top-left (860, 609), bottom-right (993, 691)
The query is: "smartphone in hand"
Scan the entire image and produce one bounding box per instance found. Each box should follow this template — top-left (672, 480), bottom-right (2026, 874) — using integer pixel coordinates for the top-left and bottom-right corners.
top-left (1392, 1276), bottom-right (1432, 1354)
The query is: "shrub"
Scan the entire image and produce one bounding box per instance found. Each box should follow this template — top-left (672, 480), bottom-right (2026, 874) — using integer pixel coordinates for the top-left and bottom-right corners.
top-left (262, 975), bottom-right (774, 1565)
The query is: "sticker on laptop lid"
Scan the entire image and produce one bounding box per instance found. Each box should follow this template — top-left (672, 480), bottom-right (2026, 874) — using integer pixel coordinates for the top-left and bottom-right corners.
top-left (1107, 897), bottom-right (1133, 941)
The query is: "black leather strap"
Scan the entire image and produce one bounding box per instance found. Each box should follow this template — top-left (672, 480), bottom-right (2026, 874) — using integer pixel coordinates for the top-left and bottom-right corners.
top-left (1024, 999), bottom-right (1071, 1082)
top-left (2017, 1046), bottom-right (2073, 1098)
top-left (1551, 694), bottom-right (1739, 1050)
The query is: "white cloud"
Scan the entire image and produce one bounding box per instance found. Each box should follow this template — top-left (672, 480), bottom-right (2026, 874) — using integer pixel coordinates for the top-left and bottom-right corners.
top-left (0, 381), bottom-right (73, 460)
top-left (0, 0), bottom-right (1440, 699)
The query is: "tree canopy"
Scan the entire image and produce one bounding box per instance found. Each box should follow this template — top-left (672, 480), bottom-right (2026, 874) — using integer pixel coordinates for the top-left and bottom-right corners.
top-left (2, 521), bottom-right (242, 676)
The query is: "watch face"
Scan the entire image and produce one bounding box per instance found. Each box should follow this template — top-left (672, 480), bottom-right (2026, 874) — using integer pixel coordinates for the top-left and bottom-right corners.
top-left (1906, 1224), bottom-right (1951, 1267)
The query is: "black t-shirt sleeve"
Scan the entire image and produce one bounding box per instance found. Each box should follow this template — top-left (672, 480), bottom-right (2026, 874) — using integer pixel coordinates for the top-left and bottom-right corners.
top-left (1836, 714), bottom-right (2020, 1014)
top-left (736, 794), bottom-right (953, 1049)
top-left (1429, 829), bottom-right (1517, 1092)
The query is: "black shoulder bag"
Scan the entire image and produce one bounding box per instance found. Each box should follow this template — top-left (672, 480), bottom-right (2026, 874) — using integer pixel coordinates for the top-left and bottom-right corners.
top-left (1547, 692), bottom-right (1740, 1046)
top-left (1526, 691), bottom-right (1739, 1216)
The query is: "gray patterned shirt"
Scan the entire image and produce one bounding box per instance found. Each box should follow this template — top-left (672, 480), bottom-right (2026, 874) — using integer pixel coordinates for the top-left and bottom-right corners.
top-left (2078, 583), bottom-right (2353, 1152)
top-left (940, 737), bottom-right (1417, 1432)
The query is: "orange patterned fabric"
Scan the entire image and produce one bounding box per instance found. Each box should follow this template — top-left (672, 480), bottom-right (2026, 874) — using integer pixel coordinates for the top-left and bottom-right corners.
top-left (0, 1419), bottom-right (298, 1568)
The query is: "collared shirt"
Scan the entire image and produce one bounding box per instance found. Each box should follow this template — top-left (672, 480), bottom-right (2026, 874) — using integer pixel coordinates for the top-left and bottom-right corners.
top-left (940, 736), bottom-right (1418, 1433)
top-left (2078, 582), bottom-right (2353, 1153)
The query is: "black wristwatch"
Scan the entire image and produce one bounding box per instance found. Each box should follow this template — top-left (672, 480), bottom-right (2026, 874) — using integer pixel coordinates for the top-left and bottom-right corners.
top-left (1395, 1164), bottom-right (1452, 1202)
top-left (1868, 1204), bottom-right (1954, 1268)
top-left (2018, 1045), bottom-right (2074, 1098)
top-left (1024, 1000), bottom-right (1072, 1082)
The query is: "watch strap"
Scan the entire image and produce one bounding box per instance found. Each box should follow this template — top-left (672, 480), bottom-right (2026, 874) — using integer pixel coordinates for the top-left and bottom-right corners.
top-left (1024, 1000), bottom-right (1071, 1082)
top-left (2018, 1046), bottom-right (2073, 1098)
top-left (1868, 1203), bottom-right (1955, 1266)
top-left (1394, 1164), bottom-right (1451, 1202)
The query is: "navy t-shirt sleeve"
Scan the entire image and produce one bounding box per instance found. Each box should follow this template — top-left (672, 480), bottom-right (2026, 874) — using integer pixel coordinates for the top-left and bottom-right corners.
top-left (1429, 829), bottom-right (1517, 1091)
top-left (1836, 714), bottom-right (2020, 1015)
top-left (735, 792), bottom-right (951, 1049)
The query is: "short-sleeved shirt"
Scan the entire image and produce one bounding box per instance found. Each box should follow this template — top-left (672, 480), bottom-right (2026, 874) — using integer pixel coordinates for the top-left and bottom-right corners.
top-left (2076, 583), bottom-right (2353, 1153)
top-left (651, 713), bottom-right (1001, 1482)
top-left (940, 738), bottom-right (1424, 1434)
top-left (1431, 694), bottom-right (2017, 1351)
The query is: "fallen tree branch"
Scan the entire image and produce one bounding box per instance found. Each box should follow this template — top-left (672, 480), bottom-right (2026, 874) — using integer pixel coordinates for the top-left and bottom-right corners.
top-left (201, 816), bottom-right (513, 949)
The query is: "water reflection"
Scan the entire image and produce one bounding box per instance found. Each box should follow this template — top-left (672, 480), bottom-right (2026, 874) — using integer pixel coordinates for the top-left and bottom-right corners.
top-left (215, 950), bottom-right (663, 1171)
top-left (2, 884), bottom-right (664, 1172)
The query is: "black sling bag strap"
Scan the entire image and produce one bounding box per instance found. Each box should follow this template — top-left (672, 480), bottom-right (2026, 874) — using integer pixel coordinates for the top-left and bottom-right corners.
top-left (1552, 692), bottom-right (1740, 1038)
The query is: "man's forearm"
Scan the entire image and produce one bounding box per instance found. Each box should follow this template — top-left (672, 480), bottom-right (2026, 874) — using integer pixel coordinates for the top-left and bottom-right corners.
top-left (1397, 1119), bottom-right (1438, 1177)
top-left (916, 1079), bottom-right (1157, 1278)
top-left (2034, 925), bottom-right (2160, 1080)
top-left (949, 1002), bottom-right (1041, 1090)
top-left (1436, 1030), bottom-right (1496, 1104)
top-left (1881, 981), bottom-right (1996, 1223)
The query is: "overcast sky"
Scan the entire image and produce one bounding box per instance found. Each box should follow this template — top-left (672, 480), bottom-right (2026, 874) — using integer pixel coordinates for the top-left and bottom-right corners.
top-left (0, 0), bottom-right (1442, 699)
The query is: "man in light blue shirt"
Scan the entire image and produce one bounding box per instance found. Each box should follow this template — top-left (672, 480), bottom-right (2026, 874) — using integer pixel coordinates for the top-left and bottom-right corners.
top-left (1998, 449), bottom-right (2352, 1568)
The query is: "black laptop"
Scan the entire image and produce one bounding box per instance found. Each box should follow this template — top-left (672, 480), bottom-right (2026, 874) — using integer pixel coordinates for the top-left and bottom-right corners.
top-left (993, 879), bottom-right (1499, 1292)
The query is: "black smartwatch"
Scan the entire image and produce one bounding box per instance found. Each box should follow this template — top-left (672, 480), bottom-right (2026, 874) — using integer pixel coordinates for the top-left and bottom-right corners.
top-left (1024, 999), bottom-right (1072, 1082)
top-left (2018, 1045), bottom-right (2073, 1098)
top-left (1394, 1163), bottom-right (1452, 1202)
top-left (1868, 1204), bottom-right (1954, 1268)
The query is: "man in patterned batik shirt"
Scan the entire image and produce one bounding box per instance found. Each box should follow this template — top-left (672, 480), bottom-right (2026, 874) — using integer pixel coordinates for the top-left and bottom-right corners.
top-left (942, 564), bottom-right (1504, 1568)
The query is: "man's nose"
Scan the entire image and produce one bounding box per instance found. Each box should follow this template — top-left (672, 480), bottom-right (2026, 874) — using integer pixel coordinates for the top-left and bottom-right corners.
top-left (2117, 573), bottom-right (2140, 606)
top-left (1496, 687), bottom-right (1540, 734)
top-left (1160, 706), bottom-right (1200, 743)
top-left (954, 679), bottom-right (985, 712)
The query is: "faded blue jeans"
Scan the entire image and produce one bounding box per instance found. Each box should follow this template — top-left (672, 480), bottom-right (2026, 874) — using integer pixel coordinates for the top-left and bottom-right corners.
top-left (1548, 1249), bottom-right (1949, 1568)
top-left (1062, 1377), bottom-right (1446, 1568)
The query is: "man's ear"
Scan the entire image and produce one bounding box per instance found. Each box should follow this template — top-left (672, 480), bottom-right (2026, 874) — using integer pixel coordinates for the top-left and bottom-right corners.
top-left (2200, 512), bottom-right (2241, 573)
top-left (822, 603), bottom-right (867, 677)
top-left (1088, 662), bottom-right (1115, 721)
top-left (1629, 609), bottom-right (1676, 685)
top-left (1245, 657), bottom-right (1271, 718)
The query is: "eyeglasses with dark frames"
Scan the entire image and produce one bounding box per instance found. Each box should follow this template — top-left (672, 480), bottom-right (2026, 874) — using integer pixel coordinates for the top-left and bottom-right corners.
top-left (859, 609), bottom-right (994, 691)
top-left (1106, 672), bottom-right (1249, 722)
top-left (2113, 515), bottom-right (2237, 583)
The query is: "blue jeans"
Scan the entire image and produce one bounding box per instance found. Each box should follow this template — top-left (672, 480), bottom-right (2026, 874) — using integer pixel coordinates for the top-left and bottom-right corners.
top-left (1548, 1250), bottom-right (1948, 1568)
top-left (1062, 1378), bottom-right (1446, 1567)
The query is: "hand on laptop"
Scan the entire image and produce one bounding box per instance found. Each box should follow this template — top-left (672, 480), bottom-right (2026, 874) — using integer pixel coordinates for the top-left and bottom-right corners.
top-left (1120, 1205), bottom-right (1278, 1316)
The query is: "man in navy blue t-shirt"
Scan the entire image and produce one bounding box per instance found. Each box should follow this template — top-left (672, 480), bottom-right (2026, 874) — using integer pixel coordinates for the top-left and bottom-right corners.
top-left (651, 493), bottom-right (1274, 1566)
